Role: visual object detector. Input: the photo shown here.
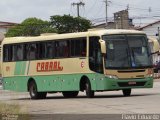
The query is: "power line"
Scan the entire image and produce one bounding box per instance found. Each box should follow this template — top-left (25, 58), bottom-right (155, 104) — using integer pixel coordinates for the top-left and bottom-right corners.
top-left (85, 0), bottom-right (98, 16)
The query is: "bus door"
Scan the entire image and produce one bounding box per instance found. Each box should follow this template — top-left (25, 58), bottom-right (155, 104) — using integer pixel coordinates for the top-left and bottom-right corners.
top-left (89, 37), bottom-right (104, 90)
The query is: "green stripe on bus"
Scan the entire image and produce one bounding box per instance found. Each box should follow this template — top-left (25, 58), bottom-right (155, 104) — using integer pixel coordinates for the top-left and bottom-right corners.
top-left (14, 61), bottom-right (27, 75)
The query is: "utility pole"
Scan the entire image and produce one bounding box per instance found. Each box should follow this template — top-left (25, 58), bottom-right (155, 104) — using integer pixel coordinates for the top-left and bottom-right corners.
top-left (158, 27), bottom-right (160, 42)
top-left (72, 1), bottom-right (85, 17)
top-left (104, 0), bottom-right (111, 27)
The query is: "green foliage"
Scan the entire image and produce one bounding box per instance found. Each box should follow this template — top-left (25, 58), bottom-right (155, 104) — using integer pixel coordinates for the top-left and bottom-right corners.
top-left (50, 15), bottom-right (92, 33)
top-left (6, 18), bottom-right (57, 37)
top-left (5, 25), bottom-right (23, 37)
top-left (6, 15), bottom-right (92, 37)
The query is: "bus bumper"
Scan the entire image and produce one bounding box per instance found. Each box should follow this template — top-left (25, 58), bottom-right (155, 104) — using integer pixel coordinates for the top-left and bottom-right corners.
top-left (95, 77), bottom-right (153, 91)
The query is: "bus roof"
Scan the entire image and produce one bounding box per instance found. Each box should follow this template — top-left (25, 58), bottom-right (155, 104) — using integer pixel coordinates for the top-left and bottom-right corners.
top-left (2, 29), bottom-right (145, 45)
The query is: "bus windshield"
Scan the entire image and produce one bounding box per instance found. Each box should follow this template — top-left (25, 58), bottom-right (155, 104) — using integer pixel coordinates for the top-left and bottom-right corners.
top-left (103, 34), bottom-right (152, 69)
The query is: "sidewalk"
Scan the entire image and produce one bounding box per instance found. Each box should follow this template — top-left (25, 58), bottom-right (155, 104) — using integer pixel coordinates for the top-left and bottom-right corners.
top-left (154, 79), bottom-right (160, 82)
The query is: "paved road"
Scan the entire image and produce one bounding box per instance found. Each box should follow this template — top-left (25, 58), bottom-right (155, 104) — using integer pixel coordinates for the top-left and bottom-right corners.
top-left (0, 82), bottom-right (160, 119)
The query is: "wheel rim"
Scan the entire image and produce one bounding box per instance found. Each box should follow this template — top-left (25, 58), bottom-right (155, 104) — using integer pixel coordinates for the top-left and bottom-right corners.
top-left (85, 83), bottom-right (89, 95)
top-left (30, 84), bottom-right (36, 97)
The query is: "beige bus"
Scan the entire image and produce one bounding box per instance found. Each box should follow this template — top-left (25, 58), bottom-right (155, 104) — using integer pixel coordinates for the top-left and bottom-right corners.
top-left (1, 29), bottom-right (154, 99)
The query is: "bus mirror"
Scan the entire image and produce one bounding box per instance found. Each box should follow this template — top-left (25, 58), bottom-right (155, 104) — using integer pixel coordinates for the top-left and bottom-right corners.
top-left (99, 39), bottom-right (106, 54)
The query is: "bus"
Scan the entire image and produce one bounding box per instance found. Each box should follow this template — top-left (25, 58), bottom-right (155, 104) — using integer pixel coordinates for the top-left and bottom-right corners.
top-left (1, 29), bottom-right (154, 99)
top-left (148, 37), bottom-right (160, 74)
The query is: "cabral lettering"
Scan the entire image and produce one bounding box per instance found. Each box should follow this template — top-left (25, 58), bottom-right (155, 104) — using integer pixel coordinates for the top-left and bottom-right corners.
top-left (37, 61), bottom-right (63, 72)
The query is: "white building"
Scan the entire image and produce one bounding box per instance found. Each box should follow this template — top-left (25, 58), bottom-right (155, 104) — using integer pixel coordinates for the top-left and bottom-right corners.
top-left (0, 21), bottom-right (17, 34)
top-left (138, 20), bottom-right (160, 39)
top-left (0, 21), bottom-right (17, 42)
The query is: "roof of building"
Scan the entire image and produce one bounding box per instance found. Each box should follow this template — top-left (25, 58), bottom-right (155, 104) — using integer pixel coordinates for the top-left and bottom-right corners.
top-left (0, 21), bottom-right (18, 28)
top-left (0, 21), bottom-right (17, 24)
top-left (138, 20), bottom-right (160, 30)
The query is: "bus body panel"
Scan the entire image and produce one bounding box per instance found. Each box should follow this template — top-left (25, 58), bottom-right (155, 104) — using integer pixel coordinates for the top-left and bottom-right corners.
top-left (3, 73), bottom-right (97, 92)
top-left (3, 73), bottom-right (153, 92)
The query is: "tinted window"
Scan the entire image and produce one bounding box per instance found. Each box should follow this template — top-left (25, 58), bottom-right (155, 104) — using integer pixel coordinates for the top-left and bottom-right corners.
top-left (3, 45), bottom-right (13, 62)
top-left (56, 41), bottom-right (70, 58)
top-left (37, 43), bottom-right (45, 59)
top-left (3, 37), bottom-right (87, 62)
top-left (14, 44), bottom-right (24, 61)
top-left (70, 38), bottom-right (86, 57)
top-left (45, 42), bottom-right (55, 59)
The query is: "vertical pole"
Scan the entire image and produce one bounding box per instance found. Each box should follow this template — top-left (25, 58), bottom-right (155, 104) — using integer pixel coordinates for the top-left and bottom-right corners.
top-left (72, 2), bottom-right (85, 17)
top-left (158, 27), bottom-right (160, 42)
top-left (105, 0), bottom-right (108, 27)
top-left (77, 4), bottom-right (80, 17)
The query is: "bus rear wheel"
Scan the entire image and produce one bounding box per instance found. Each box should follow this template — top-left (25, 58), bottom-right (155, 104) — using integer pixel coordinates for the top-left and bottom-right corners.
top-left (29, 81), bottom-right (47, 99)
top-left (62, 91), bottom-right (79, 98)
top-left (122, 89), bottom-right (131, 97)
top-left (85, 81), bottom-right (94, 98)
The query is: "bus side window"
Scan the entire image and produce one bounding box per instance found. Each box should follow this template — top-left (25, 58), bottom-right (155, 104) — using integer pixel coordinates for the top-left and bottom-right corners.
top-left (15, 44), bottom-right (24, 61)
top-left (3, 45), bottom-right (12, 62)
top-left (80, 39), bottom-right (86, 56)
top-left (70, 38), bottom-right (86, 57)
top-left (3, 45), bottom-right (8, 62)
top-left (29, 44), bottom-right (37, 60)
top-left (24, 44), bottom-right (30, 60)
top-left (56, 40), bottom-right (70, 58)
top-left (45, 42), bottom-right (55, 59)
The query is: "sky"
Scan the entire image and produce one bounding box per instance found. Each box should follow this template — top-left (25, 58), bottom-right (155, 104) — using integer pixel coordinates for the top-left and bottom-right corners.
top-left (1, 0), bottom-right (160, 26)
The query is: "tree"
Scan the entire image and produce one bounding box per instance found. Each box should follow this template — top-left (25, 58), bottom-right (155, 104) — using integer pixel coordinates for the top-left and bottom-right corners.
top-left (6, 17), bottom-right (57, 37)
top-left (50, 15), bottom-right (92, 33)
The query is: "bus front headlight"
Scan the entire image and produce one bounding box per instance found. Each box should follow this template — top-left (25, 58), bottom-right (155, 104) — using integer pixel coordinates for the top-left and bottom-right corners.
top-left (146, 74), bottom-right (153, 78)
top-left (105, 75), bottom-right (118, 79)
top-left (146, 68), bottom-right (153, 77)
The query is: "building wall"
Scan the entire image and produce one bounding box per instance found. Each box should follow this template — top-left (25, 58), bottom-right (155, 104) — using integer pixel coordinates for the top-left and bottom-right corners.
top-left (0, 28), bottom-right (8, 34)
top-left (0, 22), bottom-right (17, 34)
top-left (93, 10), bottom-right (134, 29)
top-left (114, 10), bottom-right (129, 29)
top-left (140, 22), bottom-right (160, 38)
top-left (0, 32), bottom-right (5, 43)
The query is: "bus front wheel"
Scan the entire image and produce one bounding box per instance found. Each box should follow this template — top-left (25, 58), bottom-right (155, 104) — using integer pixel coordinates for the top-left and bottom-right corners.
top-left (29, 81), bottom-right (47, 99)
top-left (62, 91), bottom-right (79, 98)
top-left (122, 89), bottom-right (131, 97)
top-left (85, 81), bottom-right (94, 98)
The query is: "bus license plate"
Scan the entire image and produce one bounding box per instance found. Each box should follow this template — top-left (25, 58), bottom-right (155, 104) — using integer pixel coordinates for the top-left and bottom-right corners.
top-left (128, 81), bottom-right (137, 85)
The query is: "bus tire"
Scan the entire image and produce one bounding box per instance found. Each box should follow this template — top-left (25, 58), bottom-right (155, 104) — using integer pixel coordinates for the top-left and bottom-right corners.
top-left (62, 91), bottom-right (79, 98)
top-left (39, 92), bottom-right (47, 99)
top-left (122, 89), bottom-right (131, 97)
top-left (85, 81), bottom-right (94, 98)
top-left (29, 81), bottom-right (47, 99)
